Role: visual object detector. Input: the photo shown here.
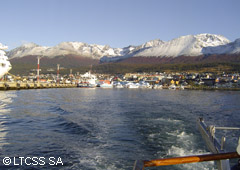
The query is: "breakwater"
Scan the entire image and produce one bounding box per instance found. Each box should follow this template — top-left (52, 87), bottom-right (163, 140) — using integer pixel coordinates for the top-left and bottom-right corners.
top-left (0, 82), bottom-right (76, 90)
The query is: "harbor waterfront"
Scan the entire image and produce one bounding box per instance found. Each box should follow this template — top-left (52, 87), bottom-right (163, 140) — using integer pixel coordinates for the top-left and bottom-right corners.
top-left (1, 81), bottom-right (240, 91)
top-left (0, 82), bottom-right (76, 90)
top-left (0, 88), bottom-right (239, 170)
top-left (1, 71), bottom-right (240, 91)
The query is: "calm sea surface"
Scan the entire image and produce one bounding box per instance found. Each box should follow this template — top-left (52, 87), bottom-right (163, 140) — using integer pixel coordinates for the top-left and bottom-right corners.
top-left (0, 88), bottom-right (239, 170)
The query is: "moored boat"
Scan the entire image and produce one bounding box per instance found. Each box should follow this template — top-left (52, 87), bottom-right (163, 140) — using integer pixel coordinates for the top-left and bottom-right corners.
top-left (113, 82), bottom-right (124, 88)
top-left (168, 84), bottom-right (176, 90)
top-left (77, 82), bottom-right (95, 88)
top-left (127, 82), bottom-right (139, 89)
top-left (98, 80), bottom-right (113, 88)
top-left (79, 71), bottom-right (97, 87)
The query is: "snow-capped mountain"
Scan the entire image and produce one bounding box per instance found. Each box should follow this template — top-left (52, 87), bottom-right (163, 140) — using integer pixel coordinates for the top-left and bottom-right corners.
top-left (135, 34), bottom-right (230, 57)
top-left (7, 34), bottom-right (240, 63)
top-left (100, 39), bottom-right (164, 62)
top-left (202, 38), bottom-right (240, 54)
top-left (7, 39), bottom-right (164, 62)
top-left (100, 34), bottom-right (239, 62)
top-left (7, 42), bottom-right (136, 59)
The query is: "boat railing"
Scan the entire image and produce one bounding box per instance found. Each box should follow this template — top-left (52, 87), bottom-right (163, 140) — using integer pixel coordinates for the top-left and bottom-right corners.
top-left (133, 118), bottom-right (240, 170)
top-left (133, 152), bottom-right (240, 170)
top-left (206, 125), bottom-right (240, 151)
top-left (197, 118), bottom-right (240, 170)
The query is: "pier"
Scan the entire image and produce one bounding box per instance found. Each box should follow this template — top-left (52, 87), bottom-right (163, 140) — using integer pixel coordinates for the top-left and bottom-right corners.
top-left (0, 82), bottom-right (77, 90)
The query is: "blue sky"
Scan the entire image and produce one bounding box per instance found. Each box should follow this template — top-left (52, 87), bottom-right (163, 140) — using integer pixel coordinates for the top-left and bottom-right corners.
top-left (1, 0), bottom-right (240, 50)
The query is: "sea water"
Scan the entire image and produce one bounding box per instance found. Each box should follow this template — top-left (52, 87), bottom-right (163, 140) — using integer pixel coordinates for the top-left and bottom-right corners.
top-left (0, 88), bottom-right (239, 170)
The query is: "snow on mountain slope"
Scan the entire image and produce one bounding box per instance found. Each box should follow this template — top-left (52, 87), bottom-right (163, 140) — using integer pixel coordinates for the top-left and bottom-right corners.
top-left (100, 34), bottom-right (238, 62)
top-left (7, 43), bottom-right (50, 58)
top-left (100, 39), bottom-right (164, 62)
top-left (7, 39), bottom-right (165, 60)
top-left (134, 34), bottom-right (230, 57)
top-left (202, 38), bottom-right (240, 54)
top-left (7, 34), bottom-right (240, 62)
top-left (231, 38), bottom-right (240, 53)
top-left (7, 42), bottom-right (128, 59)
top-left (141, 39), bottom-right (164, 48)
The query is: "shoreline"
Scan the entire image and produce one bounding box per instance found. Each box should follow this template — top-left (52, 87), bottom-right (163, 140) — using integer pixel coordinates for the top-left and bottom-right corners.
top-left (0, 82), bottom-right (77, 91)
top-left (184, 86), bottom-right (240, 91)
top-left (0, 82), bottom-right (239, 91)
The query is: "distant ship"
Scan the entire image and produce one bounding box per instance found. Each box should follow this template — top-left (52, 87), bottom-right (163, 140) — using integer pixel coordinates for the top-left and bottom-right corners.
top-left (78, 71), bottom-right (98, 88)
top-left (0, 43), bottom-right (11, 78)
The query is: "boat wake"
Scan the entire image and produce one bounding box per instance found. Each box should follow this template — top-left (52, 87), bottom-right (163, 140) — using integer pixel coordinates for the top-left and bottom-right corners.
top-left (167, 130), bottom-right (216, 170)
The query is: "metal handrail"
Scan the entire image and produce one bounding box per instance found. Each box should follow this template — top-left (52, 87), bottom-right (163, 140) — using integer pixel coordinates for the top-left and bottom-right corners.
top-left (133, 152), bottom-right (240, 170)
top-left (133, 118), bottom-right (240, 170)
top-left (215, 127), bottom-right (240, 130)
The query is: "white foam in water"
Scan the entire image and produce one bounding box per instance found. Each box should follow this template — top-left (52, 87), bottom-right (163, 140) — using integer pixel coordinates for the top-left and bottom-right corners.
top-left (168, 146), bottom-right (216, 170)
top-left (79, 156), bottom-right (123, 170)
top-left (76, 141), bottom-right (126, 170)
top-left (155, 117), bottom-right (182, 124)
top-left (0, 93), bottom-right (11, 148)
top-left (167, 130), bottom-right (217, 170)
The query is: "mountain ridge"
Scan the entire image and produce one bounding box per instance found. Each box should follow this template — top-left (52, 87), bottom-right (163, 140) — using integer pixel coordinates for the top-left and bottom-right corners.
top-left (100, 33), bottom-right (239, 62)
top-left (7, 41), bottom-right (136, 59)
top-left (6, 33), bottom-right (240, 74)
top-left (8, 33), bottom-right (240, 62)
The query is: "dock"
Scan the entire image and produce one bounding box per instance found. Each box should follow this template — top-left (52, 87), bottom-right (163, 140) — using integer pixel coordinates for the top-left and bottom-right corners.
top-left (0, 82), bottom-right (77, 90)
